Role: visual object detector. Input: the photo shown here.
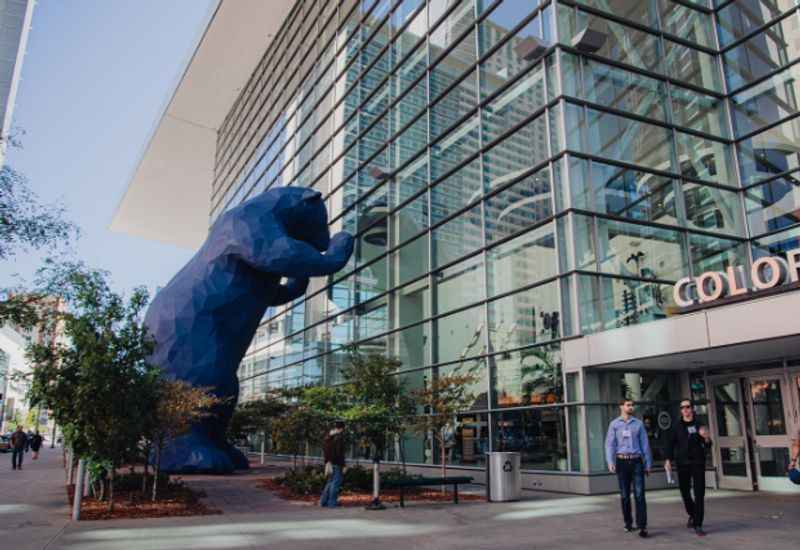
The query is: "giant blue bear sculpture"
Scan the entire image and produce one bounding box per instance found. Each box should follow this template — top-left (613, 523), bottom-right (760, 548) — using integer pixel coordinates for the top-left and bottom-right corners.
top-left (144, 187), bottom-right (354, 474)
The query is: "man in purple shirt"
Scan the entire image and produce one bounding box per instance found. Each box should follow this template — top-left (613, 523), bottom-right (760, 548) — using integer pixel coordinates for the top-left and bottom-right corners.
top-left (606, 398), bottom-right (653, 538)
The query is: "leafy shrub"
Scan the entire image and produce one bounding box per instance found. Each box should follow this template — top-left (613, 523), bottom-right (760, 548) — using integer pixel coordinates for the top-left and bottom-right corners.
top-left (275, 464), bottom-right (423, 495)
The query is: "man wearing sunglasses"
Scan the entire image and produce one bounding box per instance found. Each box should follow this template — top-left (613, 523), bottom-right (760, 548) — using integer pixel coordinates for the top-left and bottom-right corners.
top-left (665, 399), bottom-right (712, 537)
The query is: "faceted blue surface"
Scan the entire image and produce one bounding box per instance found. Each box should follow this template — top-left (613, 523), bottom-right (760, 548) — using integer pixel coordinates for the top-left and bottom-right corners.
top-left (144, 187), bottom-right (354, 474)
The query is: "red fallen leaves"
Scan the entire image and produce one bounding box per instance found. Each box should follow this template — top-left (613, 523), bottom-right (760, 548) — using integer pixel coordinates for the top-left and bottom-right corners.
top-left (66, 483), bottom-right (221, 521)
top-left (257, 478), bottom-right (485, 507)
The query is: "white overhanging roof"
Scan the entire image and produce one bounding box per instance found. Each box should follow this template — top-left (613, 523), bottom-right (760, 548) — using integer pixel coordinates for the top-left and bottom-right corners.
top-left (110, 0), bottom-right (294, 249)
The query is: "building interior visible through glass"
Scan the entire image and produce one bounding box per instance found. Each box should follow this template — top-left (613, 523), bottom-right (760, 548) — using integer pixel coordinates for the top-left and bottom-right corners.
top-left (203, 0), bottom-right (800, 482)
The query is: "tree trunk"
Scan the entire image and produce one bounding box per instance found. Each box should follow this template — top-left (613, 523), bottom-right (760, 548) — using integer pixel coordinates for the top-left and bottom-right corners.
top-left (441, 440), bottom-right (447, 494)
top-left (108, 467), bottom-right (115, 513)
top-left (399, 434), bottom-right (407, 476)
top-left (142, 445), bottom-right (152, 496)
top-left (152, 444), bottom-right (161, 502)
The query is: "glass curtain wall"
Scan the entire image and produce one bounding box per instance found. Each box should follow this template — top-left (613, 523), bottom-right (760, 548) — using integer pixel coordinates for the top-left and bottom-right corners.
top-left (212, 0), bottom-right (800, 473)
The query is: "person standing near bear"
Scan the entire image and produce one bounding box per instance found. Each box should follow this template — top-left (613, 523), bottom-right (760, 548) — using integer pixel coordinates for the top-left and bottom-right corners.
top-left (665, 399), bottom-right (712, 537)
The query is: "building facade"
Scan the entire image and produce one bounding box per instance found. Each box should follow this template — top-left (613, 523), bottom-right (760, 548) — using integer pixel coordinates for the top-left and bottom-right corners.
top-left (0, 0), bottom-right (34, 162)
top-left (117, 0), bottom-right (800, 494)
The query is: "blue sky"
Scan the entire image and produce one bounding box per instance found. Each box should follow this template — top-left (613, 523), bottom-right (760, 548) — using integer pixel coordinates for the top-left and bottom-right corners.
top-left (0, 0), bottom-right (216, 295)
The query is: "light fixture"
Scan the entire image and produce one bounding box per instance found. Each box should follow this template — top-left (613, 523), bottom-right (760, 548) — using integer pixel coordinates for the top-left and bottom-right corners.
top-left (571, 27), bottom-right (607, 53)
top-left (514, 36), bottom-right (548, 62)
top-left (369, 167), bottom-right (392, 181)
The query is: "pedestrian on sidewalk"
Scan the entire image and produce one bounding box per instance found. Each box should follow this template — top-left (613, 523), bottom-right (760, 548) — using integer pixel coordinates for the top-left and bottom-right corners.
top-left (789, 422), bottom-right (799, 485)
top-left (605, 399), bottom-right (653, 538)
top-left (30, 431), bottom-right (44, 460)
top-left (320, 420), bottom-right (346, 508)
top-left (665, 399), bottom-right (712, 537)
top-left (10, 426), bottom-right (28, 470)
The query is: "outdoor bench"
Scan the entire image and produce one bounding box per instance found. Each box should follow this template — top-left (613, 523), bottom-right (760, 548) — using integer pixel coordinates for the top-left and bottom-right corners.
top-left (383, 476), bottom-right (474, 507)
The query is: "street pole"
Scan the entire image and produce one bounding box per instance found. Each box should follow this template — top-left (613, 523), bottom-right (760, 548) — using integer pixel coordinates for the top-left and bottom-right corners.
top-left (71, 458), bottom-right (86, 521)
top-left (50, 421), bottom-right (57, 448)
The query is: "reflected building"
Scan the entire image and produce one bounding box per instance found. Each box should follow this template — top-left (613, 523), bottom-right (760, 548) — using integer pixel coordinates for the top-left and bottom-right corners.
top-left (116, 0), bottom-right (800, 494)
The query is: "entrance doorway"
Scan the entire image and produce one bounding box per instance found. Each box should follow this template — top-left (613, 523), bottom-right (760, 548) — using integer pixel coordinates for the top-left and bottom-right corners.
top-left (709, 368), bottom-right (800, 492)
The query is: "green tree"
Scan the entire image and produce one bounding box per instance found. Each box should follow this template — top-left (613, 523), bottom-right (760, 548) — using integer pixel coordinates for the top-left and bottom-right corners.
top-left (410, 373), bottom-right (478, 489)
top-left (147, 379), bottom-right (220, 501)
top-left (0, 162), bottom-right (78, 330)
top-left (227, 391), bottom-right (288, 457)
top-left (340, 350), bottom-right (414, 509)
top-left (26, 262), bottom-right (157, 512)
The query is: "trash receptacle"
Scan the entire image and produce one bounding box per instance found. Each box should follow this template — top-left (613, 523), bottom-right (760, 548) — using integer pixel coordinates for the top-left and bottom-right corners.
top-left (486, 452), bottom-right (521, 502)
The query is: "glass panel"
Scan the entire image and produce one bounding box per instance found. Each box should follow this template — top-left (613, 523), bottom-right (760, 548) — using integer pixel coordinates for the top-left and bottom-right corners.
top-left (717, 0), bottom-right (797, 48)
top-left (479, 8), bottom-right (547, 98)
top-left (714, 382), bottom-right (743, 437)
top-left (758, 447), bottom-right (792, 477)
top-left (675, 131), bottom-right (736, 187)
top-left (432, 204), bottom-right (483, 267)
top-left (434, 255), bottom-right (485, 315)
top-left (483, 113), bottom-right (549, 191)
top-left (752, 225), bottom-right (800, 258)
top-left (490, 343), bottom-right (562, 407)
top-left (738, 114), bottom-right (800, 186)
top-left (671, 86), bottom-right (729, 139)
top-left (745, 173), bottom-right (800, 236)
top-left (750, 379), bottom-right (787, 436)
top-left (582, 59), bottom-right (668, 123)
top-left (721, 447), bottom-right (749, 476)
top-left (689, 233), bottom-right (747, 275)
top-left (493, 408), bottom-right (568, 471)
top-left (486, 224), bottom-right (558, 296)
top-left (596, 218), bottom-right (686, 280)
top-left (664, 39), bottom-right (722, 93)
top-left (683, 183), bottom-right (745, 237)
top-left (565, 103), bottom-right (675, 174)
top-left (577, 274), bottom-right (673, 333)
top-left (658, 0), bottom-right (714, 48)
top-left (570, 158), bottom-right (679, 225)
top-left (731, 63), bottom-right (800, 138)
top-left (488, 281), bottom-right (561, 351)
top-left (723, 15), bottom-right (800, 91)
top-left (482, 63), bottom-right (547, 143)
top-left (454, 412), bottom-right (490, 466)
top-left (435, 303), bottom-right (487, 363)
top-left (485, 167), bottom-right (553, 242)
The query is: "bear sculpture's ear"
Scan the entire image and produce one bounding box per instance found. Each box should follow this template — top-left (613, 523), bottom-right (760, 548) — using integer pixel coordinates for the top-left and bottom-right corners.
top-left (302, 189), bottom-right (322, 202)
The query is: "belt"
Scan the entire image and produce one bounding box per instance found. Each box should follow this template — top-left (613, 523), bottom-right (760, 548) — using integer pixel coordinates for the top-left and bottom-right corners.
top-left (616, 454), bottom-right (641, 460)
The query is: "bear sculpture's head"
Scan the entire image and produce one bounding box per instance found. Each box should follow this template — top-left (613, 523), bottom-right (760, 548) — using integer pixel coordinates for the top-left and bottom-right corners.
top-left (249, 186), bottom-right (331, 252)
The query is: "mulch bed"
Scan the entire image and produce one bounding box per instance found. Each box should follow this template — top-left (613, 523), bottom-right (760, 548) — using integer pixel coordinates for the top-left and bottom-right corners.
top-left (66, 483), bottom-right (221, 521)
top-left (258, 478), bottom-right (485, 506)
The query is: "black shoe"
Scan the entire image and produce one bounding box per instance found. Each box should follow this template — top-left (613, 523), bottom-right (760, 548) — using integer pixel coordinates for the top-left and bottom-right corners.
top-left (624, 526), bottom-right (634, 533)
top-left (687, 517), bottom-right (695, 529)
top-left (695, 527), bottom-right (706, 537)
top-left (639, 529), bottom-right (648, 538)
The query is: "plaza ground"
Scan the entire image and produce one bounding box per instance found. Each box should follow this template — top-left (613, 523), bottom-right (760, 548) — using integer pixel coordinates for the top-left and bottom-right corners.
top-left (1, 449), bottom-right (797, 550)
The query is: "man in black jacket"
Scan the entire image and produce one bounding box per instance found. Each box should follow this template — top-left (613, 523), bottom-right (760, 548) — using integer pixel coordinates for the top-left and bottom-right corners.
top-left (665, 399), bottom-right (712, 537)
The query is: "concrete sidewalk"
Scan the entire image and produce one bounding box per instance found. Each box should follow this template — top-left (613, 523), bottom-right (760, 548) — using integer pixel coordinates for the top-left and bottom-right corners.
top-left (0, 444), bottom-right (70, 549)
top-left (2, 451), bottom-right (798, 550)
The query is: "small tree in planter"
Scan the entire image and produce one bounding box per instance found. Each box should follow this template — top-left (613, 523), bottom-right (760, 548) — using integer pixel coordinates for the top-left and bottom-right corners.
top-left (27, 262), bottom-right (157, 512)
top-left (410, 373), bottom-right (478, 492)
top-left (147, 379), bottom-right (221, 501)
top-left (340, 350), bottom-right (413, 510)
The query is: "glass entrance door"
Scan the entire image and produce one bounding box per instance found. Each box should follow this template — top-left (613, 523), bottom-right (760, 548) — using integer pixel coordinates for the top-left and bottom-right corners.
top-left (710, 380), bottom-right (753, 491)
top-left (747, 374), bottom-right (798, 492)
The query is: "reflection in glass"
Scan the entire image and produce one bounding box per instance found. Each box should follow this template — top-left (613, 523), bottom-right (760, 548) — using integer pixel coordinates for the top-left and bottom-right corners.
top-left (494, 408), bottom-right (568, 471)
top-left (714, 382), bottom-right (743, 437)
top-left (491, 343), bottom-right (562, 407)
top-left (750, 379), bottom-right (786, 436)
top-left (488, 281), bottom-right (561, 351)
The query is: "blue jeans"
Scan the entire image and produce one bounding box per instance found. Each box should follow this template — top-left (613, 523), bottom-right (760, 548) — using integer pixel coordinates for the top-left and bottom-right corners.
top-left (320, 465), bottom-right (343, 507)
top-left (616, 457), bottom-right (647, 529)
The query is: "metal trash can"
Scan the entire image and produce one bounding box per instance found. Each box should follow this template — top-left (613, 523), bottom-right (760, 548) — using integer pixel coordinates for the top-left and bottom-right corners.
top-left (486, 452), bottom-right (521, 502)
